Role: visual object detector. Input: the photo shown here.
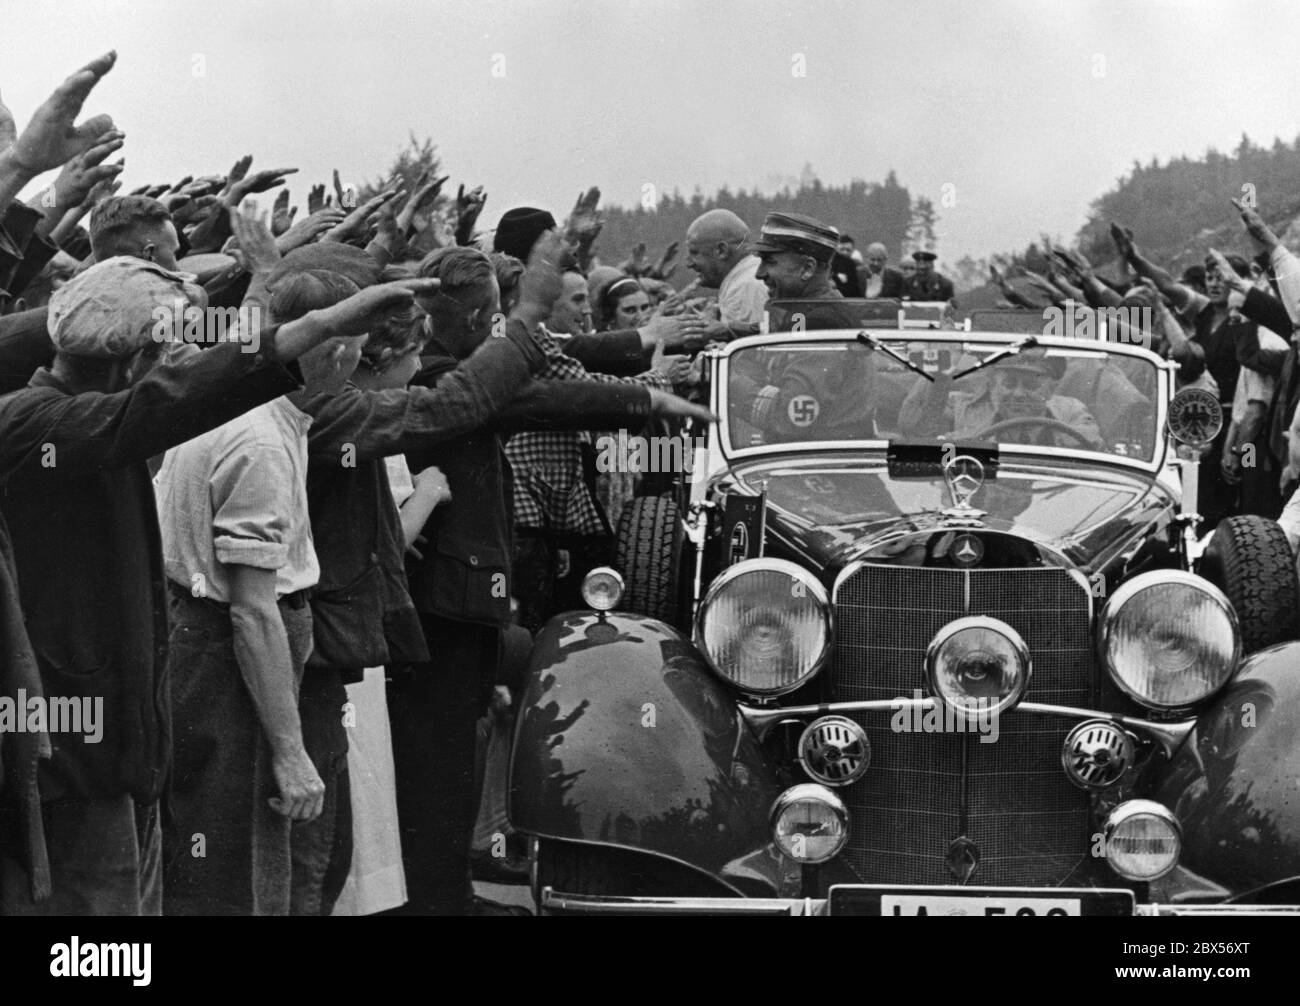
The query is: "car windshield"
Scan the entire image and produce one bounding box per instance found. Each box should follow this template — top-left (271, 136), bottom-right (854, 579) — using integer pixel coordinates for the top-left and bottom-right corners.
top-left (723, 337), bottom-right (1162, 463)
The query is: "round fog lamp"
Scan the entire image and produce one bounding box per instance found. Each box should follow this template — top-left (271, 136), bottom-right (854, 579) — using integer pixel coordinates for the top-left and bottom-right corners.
top-left (1104, 800), bottom-right (1181, 881)
top-left (770, 784), bottom-right (849, 864)
top-left (925, 616), bottom-right (1031, 720)
top-left (581, 567), bottom-right (624, 612)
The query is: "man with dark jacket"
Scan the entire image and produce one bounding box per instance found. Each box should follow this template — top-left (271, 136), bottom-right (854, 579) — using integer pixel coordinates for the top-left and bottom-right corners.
top-left (394, 242), bottom-right (708, 915)
top-left (0, 254), bottom-right (422, 915)
top-left (904, 251), bottom-right (955, 301)
top-left (289, 242), bottom-right (552, 915)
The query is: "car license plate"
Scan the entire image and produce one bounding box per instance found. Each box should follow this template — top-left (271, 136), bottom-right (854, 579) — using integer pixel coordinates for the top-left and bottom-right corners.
top-left (829, 885), bottom-right (1134, 916)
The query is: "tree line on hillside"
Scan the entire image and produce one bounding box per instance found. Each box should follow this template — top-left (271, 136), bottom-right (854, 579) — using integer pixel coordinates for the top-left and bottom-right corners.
top-left (933, 134), bottom-right (1300, 299)
top-left (1075, 133), bottom-right (1300, 266)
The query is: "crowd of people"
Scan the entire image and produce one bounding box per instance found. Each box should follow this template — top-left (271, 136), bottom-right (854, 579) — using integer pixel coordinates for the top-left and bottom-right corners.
top-left (987, 207), bottom-right (1300, 532)
top-left (1, 51), bottom-right (1298, 919)
top-left (0, 52), bottom-right (714, 918)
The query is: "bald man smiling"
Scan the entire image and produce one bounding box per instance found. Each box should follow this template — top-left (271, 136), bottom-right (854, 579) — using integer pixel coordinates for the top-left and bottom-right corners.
top-left (685, 209), bottom-right (768, 339)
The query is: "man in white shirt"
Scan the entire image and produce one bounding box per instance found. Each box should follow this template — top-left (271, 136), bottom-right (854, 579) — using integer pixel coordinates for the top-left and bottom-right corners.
top-left (685, 209), bottom-right (767, 339)
top-left (155, 270), bottom-right (365, 914)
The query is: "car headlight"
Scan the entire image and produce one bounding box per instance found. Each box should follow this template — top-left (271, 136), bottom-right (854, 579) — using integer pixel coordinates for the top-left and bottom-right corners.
top-left (1099, 571), bottom-right (1240, 710)
top-left (581, 566), bottom-right (624, 612)
top-left (924, 616), bottom-right (1031, 719)
top-left (694, 559), bottom-right (831, 695)
top-left (770, 784), bottom-right (849, 863)
top-left (1104, 800), bottom-right (1181, 881)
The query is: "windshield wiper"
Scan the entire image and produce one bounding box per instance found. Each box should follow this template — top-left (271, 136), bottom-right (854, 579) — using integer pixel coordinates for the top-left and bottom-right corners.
top-left (855, 331), bottom-right (934, 383)
top-left (950, 335), bottom-right (1038, 381)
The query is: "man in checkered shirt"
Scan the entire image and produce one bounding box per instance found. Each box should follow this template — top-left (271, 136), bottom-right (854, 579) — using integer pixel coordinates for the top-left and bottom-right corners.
top-left (506, 268), bottom-right (686, 630)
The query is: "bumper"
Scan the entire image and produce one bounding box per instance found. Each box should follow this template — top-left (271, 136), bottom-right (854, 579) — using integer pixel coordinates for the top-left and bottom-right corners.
top-left (539, 888), bottom-right (1300, 917)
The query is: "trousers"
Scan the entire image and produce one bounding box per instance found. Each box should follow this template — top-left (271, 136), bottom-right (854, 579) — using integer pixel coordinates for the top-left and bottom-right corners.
top-left (385, 614), bottom-right (498, 915)
top-left (0, 796), bottom-right (160, 915)
top-left (163, 591), bottom-right (313, 915)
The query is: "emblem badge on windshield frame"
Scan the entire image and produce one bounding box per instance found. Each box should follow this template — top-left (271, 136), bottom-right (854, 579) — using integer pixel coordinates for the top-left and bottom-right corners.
top-left (942, 454), bottom-right (987, 521)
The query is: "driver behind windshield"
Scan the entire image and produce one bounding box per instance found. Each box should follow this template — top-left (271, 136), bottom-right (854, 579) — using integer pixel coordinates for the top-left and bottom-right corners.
top-left (899, 348), bottom-right (1103, 448)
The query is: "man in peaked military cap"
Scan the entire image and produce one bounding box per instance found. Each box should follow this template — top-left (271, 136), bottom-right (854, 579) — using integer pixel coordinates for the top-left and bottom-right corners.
top-left (751, 211), bottom-right (844, 301)
top-left (904, 249), bottom-right (955, 302)
top-left (734, 212), bottom-right (878, 444)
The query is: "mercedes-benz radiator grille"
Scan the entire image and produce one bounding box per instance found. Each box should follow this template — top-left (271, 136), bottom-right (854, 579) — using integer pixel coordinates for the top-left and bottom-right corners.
top-left (832, 564), bottom-right (1093, 886)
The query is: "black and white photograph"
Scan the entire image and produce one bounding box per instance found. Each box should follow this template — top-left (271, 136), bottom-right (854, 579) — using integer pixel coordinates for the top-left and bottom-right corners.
top-left (0, 0), bottom-right (1297, 974)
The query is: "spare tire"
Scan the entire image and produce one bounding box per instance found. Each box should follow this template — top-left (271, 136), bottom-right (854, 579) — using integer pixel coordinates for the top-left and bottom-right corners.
top-left (1200, 515), bottom-right (1300, 654)
top-left (615, 495), bottom-right (684, 626)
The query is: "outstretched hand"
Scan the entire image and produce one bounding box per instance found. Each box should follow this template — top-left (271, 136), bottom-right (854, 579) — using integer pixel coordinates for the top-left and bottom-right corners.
top-left (397, 168), bottom-right (448, 235)
top-left (621, 242), bottom-right (649, 275)
top-left (313, 278), bottom-right (442, 338)
top-left (224, 165), bottom-right (298, 206)
top-left (271, 188), bottom-right (297, 236)
top-left (647, 388), bottom-right (716, 423)
top-left (0, 51), bottom-right (118, 176)
top-left (277, 206), bottom-right (346, 253)
top-left (1206, 247), bottom-right (1250, 293)
top-left (1109, 222), bottom-right (1136, 261)
top-left (228, 200), bottom-right (282, 275)
top-left (456, 183), bottom-right (487, 233)
top-left (1230, 197), bottom-right (1279, 251)
top-left (649, 241), bottom-right (680, 280)
top-left (220, 155), bottom-right (252, 197)
top-left (513, 229), bottom-right (566, 324)
top-left (43, 127), bottom-right (124, 211)
top-left (322, 188), bottom-right (402, 245)
top-left (565, 185), bottom-right (603, 245)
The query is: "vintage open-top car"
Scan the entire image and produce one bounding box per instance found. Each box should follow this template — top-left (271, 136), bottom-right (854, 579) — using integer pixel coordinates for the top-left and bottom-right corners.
top-left (508, 301), bottom-right (1300, 916)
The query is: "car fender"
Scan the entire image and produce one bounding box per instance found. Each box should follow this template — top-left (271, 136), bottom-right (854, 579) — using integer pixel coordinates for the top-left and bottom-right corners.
top-left (1151, 641), bottom-right (1300, 893)
top-left (508, 611), bottom-right (789, 895)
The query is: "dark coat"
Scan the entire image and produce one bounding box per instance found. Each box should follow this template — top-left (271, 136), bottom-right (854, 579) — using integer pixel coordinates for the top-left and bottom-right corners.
top-left (0, 336), bottom-right (299, 898)
top-left (561, 328), bottom-right (652, 376)
top-left (404, 337), bottom-right (652, 629)
top-left (861, 266), bottom-right (907, 300)
top-left (300, 318), bottom-right (546, 670)
top-left (905, 271), bottom-right (955, 302)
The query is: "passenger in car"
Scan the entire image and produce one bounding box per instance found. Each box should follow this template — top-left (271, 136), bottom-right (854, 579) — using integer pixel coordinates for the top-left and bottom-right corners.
top-left (730, 213), bottom-right (879, 443)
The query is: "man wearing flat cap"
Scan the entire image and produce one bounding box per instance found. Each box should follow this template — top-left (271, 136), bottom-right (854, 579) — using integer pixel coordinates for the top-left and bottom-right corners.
top-left (905, 250), bottom-right (955, 302)
top-left (899, 348), bottom-right (1102, 448)
top-left (0, 252), bottom-right (421, 915)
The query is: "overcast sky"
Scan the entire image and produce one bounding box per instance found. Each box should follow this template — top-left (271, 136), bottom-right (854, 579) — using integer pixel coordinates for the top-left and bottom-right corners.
top-left (2, 0), bottom-right (1296, 261)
